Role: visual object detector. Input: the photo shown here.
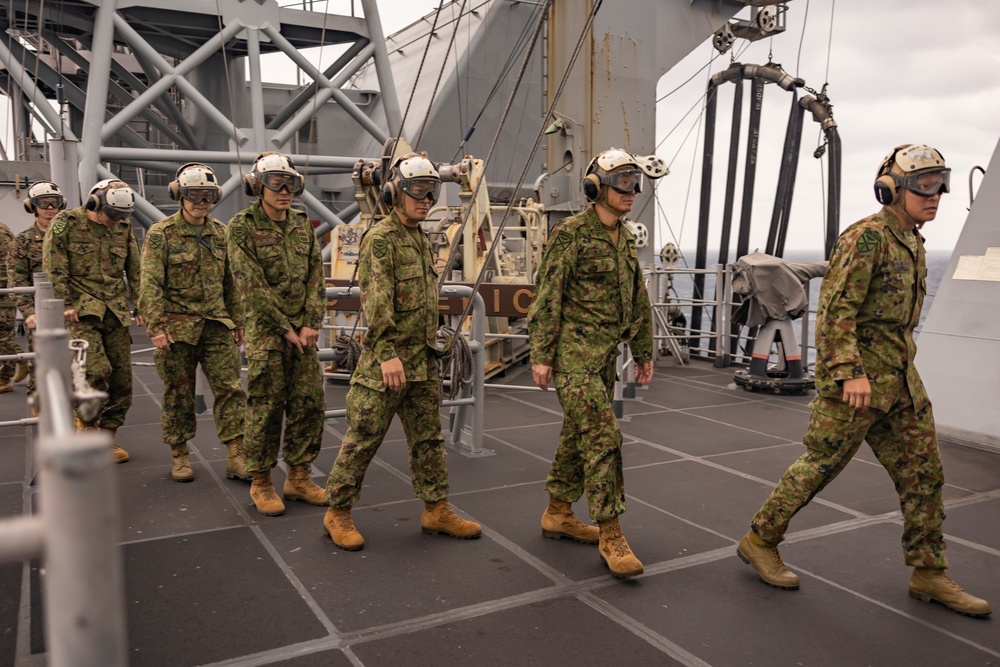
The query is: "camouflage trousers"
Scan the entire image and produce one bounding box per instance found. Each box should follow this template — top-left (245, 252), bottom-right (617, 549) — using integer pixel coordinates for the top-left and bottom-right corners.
top-left (326, 378), bottom-right (448, 509)
top-left (153, 320), bottom-right (246, 447)
top-left (243, 345), bottom-right (324, 473)
top-left (547, 361), bottom-right (625, 523)
top-left (70, 312), bottom-right (132, 429)
top-left (752, 392), bottom-right (947, 569)
top-left (0, 307), bottom-right (23, 382)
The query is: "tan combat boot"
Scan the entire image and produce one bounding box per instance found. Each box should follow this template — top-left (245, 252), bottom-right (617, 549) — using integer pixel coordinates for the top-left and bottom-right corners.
top-left (0, 378), bottom-right (12, 394)
top-left (541, 497), bottom-right (599, 544)
top-left (420, 499), bottom-right (482, 538)
top-left (597, 517), bottom-right (643, 578)
top-left (104, 427), bottom-right (129, 464)
top-left (909, 568), bottom-right (992, 618)
top-left (737, 530), bottom-right (800, 590)
top-left (250, 471), bottom-right (285, 516)
top-left (13, 361), bottom-right (29, 384)
top-left (170, 445), bottom-right (194, 482)
top-left (323, 508), bottom-right (365, 550)
top-left (282, 464), bottom-right (327, 505)
top-left (224, 437), bottom-right (252, 482)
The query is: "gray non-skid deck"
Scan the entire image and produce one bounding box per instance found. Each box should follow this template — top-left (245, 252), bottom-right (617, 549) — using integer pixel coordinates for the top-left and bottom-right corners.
top-left (2, 329), bottom-right (998, 666)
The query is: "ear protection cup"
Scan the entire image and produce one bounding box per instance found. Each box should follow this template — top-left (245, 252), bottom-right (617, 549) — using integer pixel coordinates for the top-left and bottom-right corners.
top-left (381, 181), bottom-right (397, 208)
top-left (874, 175), bottom-right (897, 206)
top-left (243, 173), bottom-right (259, 197)
top-left (582, 173), bottom-right (601, 201)
top-left (85, 192), bottom-right (101, 211)
top-left (23, 198), bottom-right (33, 214)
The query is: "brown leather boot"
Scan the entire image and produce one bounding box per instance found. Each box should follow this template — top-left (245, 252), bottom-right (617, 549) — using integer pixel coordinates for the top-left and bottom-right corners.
top-left (224, 437), bottom-right (251, 482)
top-left (13, 361), bottom-right (29, 384)
top-left (0, 378), bottom-right (12, 394)
top-left (250, 471), bottom-right (285, 516)
top-left (170, 445), bottom-right (194, 482)
top-left (737, 530), bottom-right (800, 590)
top-left (598, 517), bottom-right (643, 578)
top-left (282, 464), bottom-right (327, 505)
top-left (421, 499), bottom-right (482, 538)
top-left (909, 568), bottom-right (992, 617)
top-left (104, 427), bottom-right (129, 464)
top-left (541, 496), bottom-right (599, 544)
top-left (323, 508), bottom-right (365, 550)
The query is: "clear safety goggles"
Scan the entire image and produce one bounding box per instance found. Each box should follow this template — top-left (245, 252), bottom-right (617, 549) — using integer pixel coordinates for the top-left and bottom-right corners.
top-left (598, 169), bottom-right (643, 195)
top-left (181, 187), bottom-right (222, 205)
top-left (901, 168), bottom-right (950, 197)
top-left (102, 206), bottom-right (132, 222)
top-left (400, 178), bottom-right (441, 202)
top-left (260, 172), bottom-right (305, 194)
top-left (32, 195), bottom-right (63, 209)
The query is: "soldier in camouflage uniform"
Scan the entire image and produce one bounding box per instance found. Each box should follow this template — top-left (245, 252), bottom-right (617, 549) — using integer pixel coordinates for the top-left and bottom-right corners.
top-left (139, 163), bottom-right (250, 484)
top-left (529, 148), bottom-right (664, 578)
top-left (42, 179), bottom-right (142, 463)
top-left (0, 218), bottom-right (25, 394)
top-left (738, 145), bottom-right (991, 618)
top-left (9, 181), bottom-right (67, 406)
top-left (322, 153), bottom-right (481, 551)
top-left (226, 152), bottom-right (327, 516)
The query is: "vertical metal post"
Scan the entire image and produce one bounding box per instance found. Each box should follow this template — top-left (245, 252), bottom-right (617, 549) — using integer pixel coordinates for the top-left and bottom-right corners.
top-left (48, 140), bottom-right (82, 207)
top-left (245, 26), bottom-right (268, 149)
top-left (470, 292), bottom-right (485, 453)
top-left (713, 264), bottom-right (729, 368)
top-left (360, 0), bottom-right (403, 136)
top-left (79, 0), bottom-right (118, 192)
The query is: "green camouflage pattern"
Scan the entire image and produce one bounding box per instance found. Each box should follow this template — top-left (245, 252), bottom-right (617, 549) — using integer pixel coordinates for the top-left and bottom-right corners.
top-left (227, 200), bottom-right (326, 472)
top-left (548, 361), bottom-right (625, 522)
top-left (528, 206), bottom-right (653, 522)
top-left (814, 209), bottom-right (928, 413)
top-left (42, 206), bottom-right (142, 326)
top-left (751, 207), bottom-right (947, 569)
top-left (243, 347), bottom-right (325, 472)
top-left (153, 320), bottom-right (246, 446)
top-left (326, 379), bottom-right (448, 508)
top-left (0, 221), bottom-right (22, 381)
top-left (351, 211), bottom-right (439, 391)
top-left (71, 311), bottom-right (133, 429)
top-left (528, 206), bottom-right (653, 371)
top-left (139, 212), bottom-right (242, 344)
top-left (326, 212), bottom-right (448, 508)
top-left (225, 200), bottom-right (325, 353)
top-left (8, 223), bottom-right (44, 317)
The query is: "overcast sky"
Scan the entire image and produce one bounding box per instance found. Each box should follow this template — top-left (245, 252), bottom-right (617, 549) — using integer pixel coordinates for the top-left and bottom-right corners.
top-left (318, 0), bottom-right (1000, 253)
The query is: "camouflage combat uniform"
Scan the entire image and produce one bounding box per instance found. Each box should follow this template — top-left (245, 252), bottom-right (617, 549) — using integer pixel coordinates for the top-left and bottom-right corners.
top-left (751, 208), bottom-right (948, 569)
top-left (9, 223), bottom-right (46, 393)
top-left (325, 211), bottom-right (448, 509)
top-left (42, 207), bottom-right (141, 429)
top-left (139, 212), bottom-right (246, 447)
top-left (528, 206), bottom-right (653, 523)
top-left (0, 222), bottom-right (24, 384)
top-left (226, 200), bottom-right (325, 473)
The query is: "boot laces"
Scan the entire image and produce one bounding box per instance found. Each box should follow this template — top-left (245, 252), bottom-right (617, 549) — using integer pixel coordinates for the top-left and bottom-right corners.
top-left (603, 527), bottom-right (630, 557)
top-left (336, 511), bottom-right (356, 532)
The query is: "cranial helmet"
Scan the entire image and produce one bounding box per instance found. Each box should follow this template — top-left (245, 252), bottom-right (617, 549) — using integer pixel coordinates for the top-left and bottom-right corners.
top-left (874, 144), bottom-right (950, 206)
top-left (243, 151), bottom-right (305, 197)
top-left (23, 180), bottom-right (67, 214)
top-left (583, 148), bottom-right (668, 202)
top-left (382, 153), bottom-right (441, 208)
top-left (170, 163), bottom-right (222, 204)
top-left (85, 179), bottom-right (135, 221)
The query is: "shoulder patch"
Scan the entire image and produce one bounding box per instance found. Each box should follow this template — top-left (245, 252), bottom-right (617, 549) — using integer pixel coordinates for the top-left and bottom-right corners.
top-left (148, 233), bottom-right (163, 250)
top-left (51, 216), bottom-right (68, 236)
top-left (551, 229), bottom-right (571, 252)
top-left (856, 229), bottom-right (880, 255)
top-left (371, 237), bottom-right (388, 259)
top-left (230, 224), bottom-right (247, 245)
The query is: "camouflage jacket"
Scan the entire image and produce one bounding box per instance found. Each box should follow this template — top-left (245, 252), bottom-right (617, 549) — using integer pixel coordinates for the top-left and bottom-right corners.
top-left (139, 212), bottom-right (242, 344)
top-left (8, 224), bottom-right (45, 316)
top-left (226, 200), bottom-right (325, 353)
top-left (814, 207), bottom-right (928, 413)
top-left (41, 206), bottom-right (141, 326)
top-left (0, 222), bottom-right (14, 309)
top-left (528, 206), bottom-right (653, 373)
top-left (353, 212), bottom-right (440, 391)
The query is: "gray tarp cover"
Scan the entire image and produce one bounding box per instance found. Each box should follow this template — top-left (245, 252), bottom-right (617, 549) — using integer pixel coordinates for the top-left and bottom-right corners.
top-left (732, 252), bottom-right (828, 326)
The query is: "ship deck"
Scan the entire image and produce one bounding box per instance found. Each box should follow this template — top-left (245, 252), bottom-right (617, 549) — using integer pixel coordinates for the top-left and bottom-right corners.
top-left (2, 332), bottom-right (998, 666)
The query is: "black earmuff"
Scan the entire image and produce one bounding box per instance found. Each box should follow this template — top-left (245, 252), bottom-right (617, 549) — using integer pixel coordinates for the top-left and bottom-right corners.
top-left (874, 176), bottom-right (896, 206)
top-left (381, 180), bottom-right (397, 208)
top-left (85, 191), bottom-right (102, 211)
top-left (23, 198), bottom-right (33, 214)
top-left (582, 173), bottom-right (601, 202)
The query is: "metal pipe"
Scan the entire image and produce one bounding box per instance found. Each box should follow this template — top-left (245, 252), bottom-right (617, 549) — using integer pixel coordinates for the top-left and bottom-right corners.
top-left (736, 77), bottom-right (764, 260)
top-left (245, 27), bottom-right (268, 149)
top-left (718, 75), bottom-right (742, 265)
top-left (0, 35), bottom-right (74, 140)
top-left (360, 0), bottom-right (403, 135)
top-left (79, 0), bottom-right (118, 189)
top-left (98, 147), bottom-right (358, 170)
top-left (0, 516), bottom-right (44, 561)
top-left (768, 92), bottom-right (804, 256)
top-left (691, 82), bottom-right (717, 350)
